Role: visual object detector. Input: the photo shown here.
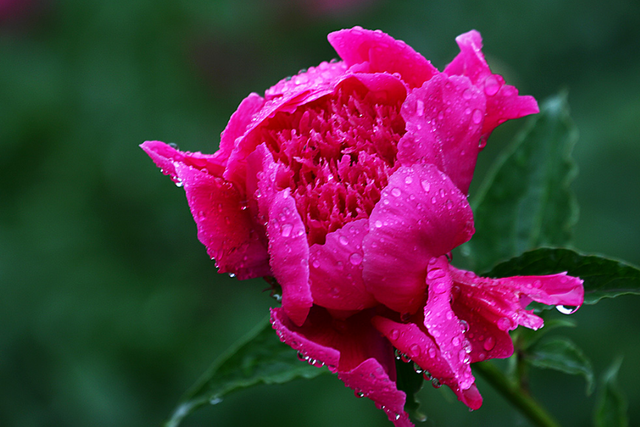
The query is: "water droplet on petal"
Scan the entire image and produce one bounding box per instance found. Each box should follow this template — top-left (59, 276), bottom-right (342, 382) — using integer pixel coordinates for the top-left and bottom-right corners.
top-left (312, 259), bottom-right (320, 269)
top-left (339, 235), bottom-right (349, 246)
top-left (428, 347), bottom-right (437, 358)
top-left (421, 180), bottom-right (431, 192)
top-left (431, 378), bottom-right (442, 388)
top-left (410, 343), bottom-right (421, 358)
top-left (349, 252), bottom-right (363, 266)
top-left (460, 320), bottom-right (469, 333)
top-left (416, 99), bottom-right (424, 116)
top-left (472, 109), bottom-right (483, 124)
top-left (483, 336), bottom-right (496, 351)
top-left (390, 329), bottom-right (400, 341)
top-left (446, 199), bottom-right (453, 210)
top-left (404, 176), bottom-right (413, 185)
top-left (281, 223), bottom-right (292, 237)
top-left (391, 187), bottom-right (401, 197)
top-left (556, 305), bottom-right (579, 315)
top-left (484, 75), bottom-right (500, 96)
top-left (459, 349), bottom-right (471, 363)
top-left (375, 220), bottom-right (383, 228)
top-left (452, 336), bottom-right (460, 346)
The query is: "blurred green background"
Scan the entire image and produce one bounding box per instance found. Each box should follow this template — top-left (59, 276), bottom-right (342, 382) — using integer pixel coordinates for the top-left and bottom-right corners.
top-left (2, 0), bottom-right (639, 426)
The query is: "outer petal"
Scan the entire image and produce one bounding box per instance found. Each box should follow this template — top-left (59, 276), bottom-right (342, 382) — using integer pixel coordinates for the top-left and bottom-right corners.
top-left (140, 141), bottom-right (270, 279)
top-left (328, 26), bottom-right (438, 89)
top-left (372, 315), bottom-right (483, 410)
top-left (271, 307), bottom-right (412, 427)
top-left (362, 164), bottom-right (475, 314)
top-left (444, 30), bottom-right (539, 141)
top-left (254, 144), bottom-right (313, 326)
top-left (449, 266), bottom-right (584, 362)
top-left (215, 93), bottom-right (265, 163)
top-left (397, 74), bottom-right (485, 195)
top-left (423, 257), bottom-right (474, 390)
top-left (309, 218), bottom-right (377, 311)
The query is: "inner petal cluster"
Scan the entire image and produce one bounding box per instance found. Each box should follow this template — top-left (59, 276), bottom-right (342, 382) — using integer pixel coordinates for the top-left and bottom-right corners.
top-left (260, 82), bottom-right (406, 245)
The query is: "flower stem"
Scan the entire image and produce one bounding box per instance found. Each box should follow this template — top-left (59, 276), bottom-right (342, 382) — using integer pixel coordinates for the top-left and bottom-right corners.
top-left (473, 361), bottom-right (562, 427)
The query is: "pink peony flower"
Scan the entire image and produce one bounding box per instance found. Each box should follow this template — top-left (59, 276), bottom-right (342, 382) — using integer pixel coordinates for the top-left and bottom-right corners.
top-left (142, 27), bottom-right (584, 426)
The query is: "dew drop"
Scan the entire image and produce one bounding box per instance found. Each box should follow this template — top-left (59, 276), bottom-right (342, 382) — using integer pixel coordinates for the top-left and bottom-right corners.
top-left (281, 223), bottom-right (292, 237)
top-left (416, 99), bottom-right (424, 116)
top-left (483, 336), bottom-right (496, 351)
top-left (421, 180), bottom-right (431, 192)
top-left (459, 349), bottom-right (471, 363)
top-left (472, 109), bottom-right (483, 124)
top-left (428, 347), bottom-right (437, 358)
top-left (497, 317), bottom-right (512, 331)
top-left (556, 305), bottom-right (579, 315)
top-left (427, 268), bottom-right (445, 280)
top-left (452, 336), bottom-right (460, 346)
top-left (431, 378), bottom-right (442, 389)
top-left (460, 320), bottom-right (469, 333)
top-left (391, 187), bottom-right (401, 197)
top-left (339, 235), bottom-right (349, 246)
top-left (312, 259), bottom-right (320, 269)
top-left (375, 220), bottom-right (383, 228)
top-left (462, 88), bottom-right (473, 100)
top-left (209, 396), bottom-right (222, 405)
top-left (390, 329), bottom-right (400, 340)
top-left (413, 362), bottom-right (424, 374)
top-left (431, 196), bottom-right (437, 204)
top-left (355, 391), bottom-right (365, 398)
top-left (410, 343), bottom-right (421, 358)
top-left (484, 76), bottom-right (500, 96)
top-left (349, 252), bottom-right (363, 266)
top-left (404, 176), bottom-right (413, 185)
top-left (446, 199), bottom-right (453, 210)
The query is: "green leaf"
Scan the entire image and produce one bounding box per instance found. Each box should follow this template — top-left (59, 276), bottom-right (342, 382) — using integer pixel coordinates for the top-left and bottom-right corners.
top-left (165, 317), bottom-right (328, 427)
top-left (485, 248), bottom-right (640, 305)
top-left (464, 93), bottom-right (579, 272)
top-left (394, 358), bottom-right (426, 422)
top-left (526, 336), bottom-right (594, 394)
top-left (594, 358), bottom-right (628, 427)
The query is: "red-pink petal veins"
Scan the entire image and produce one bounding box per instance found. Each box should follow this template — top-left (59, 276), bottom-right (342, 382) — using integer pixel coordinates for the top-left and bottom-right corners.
top-left (397, 74), bottom-right (485, 195)
top-left (372, 315), bottom-right (483, 410)
top-left (328, 26), bottom-right (438, 89)
top-left (255, 145), bottom-right (313, 326)
top-left (309, 218), bottom-right (377, 311)
top-left (443, 30), bottom-right (539, 142)
top-left (363, 164), bottom-right (475, 314)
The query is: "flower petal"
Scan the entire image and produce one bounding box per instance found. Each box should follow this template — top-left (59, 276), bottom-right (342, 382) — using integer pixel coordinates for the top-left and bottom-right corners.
top-left (310, 218), bottom-right (377, 311)
top-left (255, 144), bottom-right (313, 326)
top-left (372, 315), bottom-right (483, 410)
top-left (363, 164), bottom-right (475, 314)
top-left (444, 30), bottom-right (539, 141)
top-left (397, 74), bottom-right (485, 195)
top-left (271, 307), bottom-right (411, 427)
top-left (328, 26), bottom-right (438, 89)
top-left (449, 267), bottom-right (584, 361)
top-left (216, 93), bottom-right (265, 163)
top-left (140, 141), bottom-right (270, 279)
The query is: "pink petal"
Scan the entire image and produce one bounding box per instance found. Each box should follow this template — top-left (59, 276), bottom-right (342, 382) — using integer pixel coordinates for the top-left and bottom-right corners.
top-left (271, 307), bottom-right (412, 426)
top-left (397, 73), bottom-right (485, 194)
top-left (449, 267), bottom-right (584, 361)
top-left (362, 164), bottom-right (475, 314)
top-left (216, 93), bottom-right (265, 163)
top-left (422, 257), bottom-right (474, 390)
top-left (254, 145), bottom-right (313, 326)
top-left (444, 30), bottom-right (539, 142)
top-left (140, 141), bottom-right (270, 279)
top-left (140, 140), bottom-right (225, 184)
top-left (328, 26), bottom-right (438, 89)
top-left (309, 219), bottom-right (377, 311)
top-left (372, 315), bottom-right (483, 410)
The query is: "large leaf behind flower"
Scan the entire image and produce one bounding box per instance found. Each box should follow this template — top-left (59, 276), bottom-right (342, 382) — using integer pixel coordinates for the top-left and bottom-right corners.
top-left (165, 317), bottom-right (327, 427)
top-left (464, 93), bottom-right (579, 272)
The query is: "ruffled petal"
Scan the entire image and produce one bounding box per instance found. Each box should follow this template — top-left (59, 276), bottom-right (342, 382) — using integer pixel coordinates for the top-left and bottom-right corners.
top-left (328, 26), bottom-right (438, 89)
top-left (363, 164), bottom-right (475, 314)
top-left (372, 315), bottom-right (483, 410)
top-left (140, 141), bottom-right (270, 279)
top-left (397, 74), bottom-right (485, 195)
top-left (254, 144), bottom-right (313, 326)
top-left (271, 307), bottom-right (411, 427)
top-left (449, 266), bottom-right (584, 361)
top-left (444, 30), bottom-right (539, 142)
top-left (309, 218), bottom-right (377, 311)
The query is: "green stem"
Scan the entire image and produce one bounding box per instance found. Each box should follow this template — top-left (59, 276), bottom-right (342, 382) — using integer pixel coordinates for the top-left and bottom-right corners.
top-left (473, 361), bottom-right (562, 427)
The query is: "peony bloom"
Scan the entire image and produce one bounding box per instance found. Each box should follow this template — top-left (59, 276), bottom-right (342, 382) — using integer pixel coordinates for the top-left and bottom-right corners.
top-left (142, 27), bottom-right (583, 426)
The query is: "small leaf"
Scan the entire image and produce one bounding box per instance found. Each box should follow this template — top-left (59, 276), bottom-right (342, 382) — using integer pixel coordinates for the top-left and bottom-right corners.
top-left (464, 92), bottom-right (579, 272)
top-left (526, 336), bottom-right (594, 394)
top-left (165, 317), bottom-right (328, 427)
top-left (485, 248), bottom-right (640, 305)
top-left (594, 358), bottom-right (628, 427)
top-left (395, 358), bottom-right (426, 422)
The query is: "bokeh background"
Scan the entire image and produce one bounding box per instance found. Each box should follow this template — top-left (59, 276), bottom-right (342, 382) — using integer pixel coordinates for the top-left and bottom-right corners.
top-left (2, 0), bottom-right (639, 426)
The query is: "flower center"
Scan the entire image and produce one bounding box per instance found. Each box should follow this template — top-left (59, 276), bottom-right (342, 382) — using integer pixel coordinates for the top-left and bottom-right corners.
top-left (261, 82), bottom-right (406, 245)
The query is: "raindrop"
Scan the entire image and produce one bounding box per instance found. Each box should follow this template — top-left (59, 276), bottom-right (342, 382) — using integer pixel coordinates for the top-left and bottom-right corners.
top-left (413, 362), bottom-right (424, 374)
top-left (431, 378), bottom-right (442, 389)
top-left (460, 320), bottom-right (469, 333)
top-left (446, 199), bottom-right (453, 210)
top-left (355, 391), bottom-right (365, 398)
top-left (311, 259), bottom-right (320, 269)
top-left (404, 176), bottom-right (413, 185)
top-left (472, 109), bottom-right (483, 124)
top-left (175, 180), bottom-right (184, 188)
top-left (391, 187), bottom-right (401, 197)
top-left (556, 305), bottom-right (579, 315)
top-left (483, 336), bottom-right (496, 351)
top-left (428, 347), bottom-right (437, 358)
top-left (390, 329), bottom-right (400, 341)
top-left (349, 252), bottom-right (363, 266)
top-left (375, 220), bottom-right (383, 228)
top-left (421, 180), bottom-right (431, 192)
top-left (427, 268), bottom-right (445, 280)
top-left (339, 235), bottom-right (349, 246)
top-left (416, 100), bottom-right (424, 116)
top-left (497, 317), bottom-right (512, 331)
top-left (484, 76), bottom-right (500, 96)
top-left (452, 337), bottom-right (460, 346)
top-left (228, 273), bottom-right (236, 278)
top-left (297, 351), bottom-right (308, 361)
top-left (462, 88), bottom-right (473, 100)
top-left (423, 371), bottom-right (433, 381)
top-left (209, 396), bottom-right (223, 405)
top-left (459, 349), bottom-right (471, 364)
top-left (410, 343), bottom-right (421, 358)
top-left (281, 224), bottom-right (292, 237)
